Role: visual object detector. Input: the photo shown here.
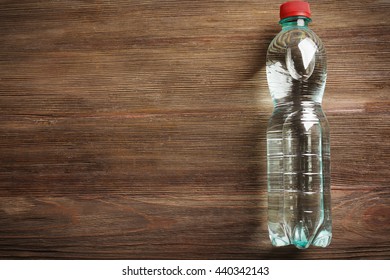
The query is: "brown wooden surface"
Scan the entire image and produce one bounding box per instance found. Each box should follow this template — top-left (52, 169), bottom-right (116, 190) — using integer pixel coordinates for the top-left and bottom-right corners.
top-left (0, 0), bottom-right (389, 259)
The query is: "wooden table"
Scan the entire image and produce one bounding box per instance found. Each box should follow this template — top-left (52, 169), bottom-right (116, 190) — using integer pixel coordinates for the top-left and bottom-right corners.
top-left (0, 0), bottom-right (389, 259)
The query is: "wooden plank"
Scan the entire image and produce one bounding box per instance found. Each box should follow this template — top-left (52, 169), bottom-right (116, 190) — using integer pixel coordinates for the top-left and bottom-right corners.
top-left (0, 113), bottom-right (388, 194)
top-left (0, 188), bottom-right (389, 259)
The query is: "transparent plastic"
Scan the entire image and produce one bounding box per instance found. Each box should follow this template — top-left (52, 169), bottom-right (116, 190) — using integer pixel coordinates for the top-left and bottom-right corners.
top-left (266, 16), bottom-right (332, 249)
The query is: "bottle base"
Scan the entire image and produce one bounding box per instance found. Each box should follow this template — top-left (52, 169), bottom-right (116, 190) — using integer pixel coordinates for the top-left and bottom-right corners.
top-left (312, 230), bottom-right (332, 248)
top-left (268, 229), bottom-right (332, 249)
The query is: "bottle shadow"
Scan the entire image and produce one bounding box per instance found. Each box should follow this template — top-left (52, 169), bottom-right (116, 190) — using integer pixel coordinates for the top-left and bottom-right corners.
top-left (182, 25), bottom-right (305, 260)
top-left (216, 26), bottom-right (304, 259)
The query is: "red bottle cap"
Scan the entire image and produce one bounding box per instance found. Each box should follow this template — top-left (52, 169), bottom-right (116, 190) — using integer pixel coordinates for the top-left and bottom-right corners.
top-left (280, 1), bottom-right (311, 20)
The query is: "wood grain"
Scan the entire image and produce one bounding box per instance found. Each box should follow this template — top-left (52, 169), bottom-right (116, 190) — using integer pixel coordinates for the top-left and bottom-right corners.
top-left (0, 0), bottom-right (389, 259)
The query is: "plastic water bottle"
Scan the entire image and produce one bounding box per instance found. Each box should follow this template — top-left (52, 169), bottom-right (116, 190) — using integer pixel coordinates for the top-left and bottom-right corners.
top-left (266, 1), bottom-right (331, 249)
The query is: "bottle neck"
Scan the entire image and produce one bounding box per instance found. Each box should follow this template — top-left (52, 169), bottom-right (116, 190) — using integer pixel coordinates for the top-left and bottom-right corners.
top-left (280, 16), bottom-right (311, 29)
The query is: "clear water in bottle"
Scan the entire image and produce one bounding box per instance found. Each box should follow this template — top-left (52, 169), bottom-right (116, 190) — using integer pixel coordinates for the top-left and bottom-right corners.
top-left (266, 1), bottom-right (332, 249)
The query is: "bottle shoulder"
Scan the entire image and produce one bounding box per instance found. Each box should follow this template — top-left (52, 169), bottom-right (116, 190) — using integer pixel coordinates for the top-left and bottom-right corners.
top-left (269, 27), bottom-right (326, 54)
top-left (267, 25), bottom-right (327, 83)
top-left (266, 25), bottom-right (328, 105)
